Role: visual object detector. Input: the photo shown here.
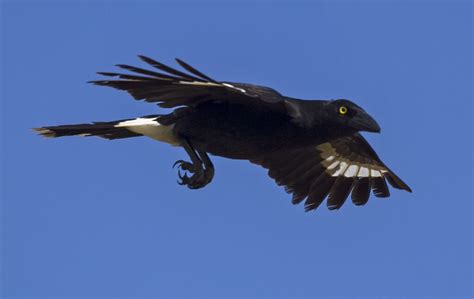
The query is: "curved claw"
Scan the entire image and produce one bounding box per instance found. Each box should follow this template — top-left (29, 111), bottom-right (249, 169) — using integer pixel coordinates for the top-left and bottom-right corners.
top-left (173, 160), bottom-right (196, 173)
top-left (173, 160), bottom-right (186, 169)
top-left (177, 169), bottom-right (189, 184)
top-left (182, 173), bottom-right (190, 181)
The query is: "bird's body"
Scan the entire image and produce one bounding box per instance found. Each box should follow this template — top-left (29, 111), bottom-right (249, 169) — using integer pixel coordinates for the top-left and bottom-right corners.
top-left (174, 100), bottom-right (309, 159)
top-left (35, 56), bottom-right (411, 212)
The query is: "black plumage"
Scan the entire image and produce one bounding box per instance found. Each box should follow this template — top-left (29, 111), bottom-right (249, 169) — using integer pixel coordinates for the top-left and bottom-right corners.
top-left (352, 178), bottom-right (371, 206)
top-left (34, 55), bottom-right (412, 212)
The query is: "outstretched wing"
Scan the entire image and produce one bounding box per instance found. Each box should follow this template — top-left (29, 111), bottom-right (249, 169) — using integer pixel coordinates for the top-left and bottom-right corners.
top-left (89, 55), bottom-right (285, 111)
top-left (251, 133), bottom-right (411, 212)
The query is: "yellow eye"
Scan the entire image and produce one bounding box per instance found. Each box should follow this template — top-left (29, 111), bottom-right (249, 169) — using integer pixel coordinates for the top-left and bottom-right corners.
top-left (339, 106), bottom-right (348, 115)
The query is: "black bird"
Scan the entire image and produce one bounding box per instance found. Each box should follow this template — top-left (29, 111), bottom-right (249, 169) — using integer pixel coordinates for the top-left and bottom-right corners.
top-left (34, 55), bottom-right (411, 212)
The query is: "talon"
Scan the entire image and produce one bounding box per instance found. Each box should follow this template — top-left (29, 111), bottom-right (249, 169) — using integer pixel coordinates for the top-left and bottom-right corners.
top-left (173, 160), bottom-right (185, 168)
top-left (177, 173), bottom-right (190, 185)
top-left (172, 160), bottom-right (196, 173)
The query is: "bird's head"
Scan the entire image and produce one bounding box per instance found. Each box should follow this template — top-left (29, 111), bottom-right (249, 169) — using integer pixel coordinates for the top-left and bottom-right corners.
top-left (327, 99), bottom-right (381, 133)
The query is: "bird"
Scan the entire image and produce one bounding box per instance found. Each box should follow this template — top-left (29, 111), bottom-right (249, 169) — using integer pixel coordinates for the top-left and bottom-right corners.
top-left (34, 55), bottom-right (412, 212)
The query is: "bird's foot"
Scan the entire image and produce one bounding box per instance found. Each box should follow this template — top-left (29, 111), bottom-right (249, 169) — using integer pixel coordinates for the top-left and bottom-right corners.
top-left (173, 160), bottom-right (212, 189)
top-left (173, 160), bottom-right (196, 173)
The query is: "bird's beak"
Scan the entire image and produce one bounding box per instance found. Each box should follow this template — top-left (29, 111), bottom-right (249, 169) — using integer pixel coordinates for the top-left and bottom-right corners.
top-left (350, 113), bottom-right (381, 133)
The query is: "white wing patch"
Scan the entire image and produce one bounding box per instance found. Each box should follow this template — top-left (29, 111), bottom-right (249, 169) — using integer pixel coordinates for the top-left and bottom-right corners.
top-left (344, 165), bottom-right (359, 177)
top-left (371, 169), bottom-right (382, 177)
top-left (316, 142), bottom-right (387, 178)
top-left (327, 160), bottom-right (340, 170)
top-left (221, 83), bottom-right (247, 93)
top-left (115, 117), bottom-right (180, 146)
top-left (332, 161), bottom-right (348, 176)
top-left (177, 80), bottom-right (247, 94)
top-left (178, 81), bottom-right (220, 87)
top-left (358, 167), bottom-right (370, 177)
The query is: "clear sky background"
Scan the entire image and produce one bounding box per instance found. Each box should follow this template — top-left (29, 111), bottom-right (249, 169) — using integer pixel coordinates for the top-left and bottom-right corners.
top-left (1, 1), bottom-right (472, 299)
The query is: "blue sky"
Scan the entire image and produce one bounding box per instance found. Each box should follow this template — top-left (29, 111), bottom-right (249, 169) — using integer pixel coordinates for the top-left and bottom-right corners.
top-left (1, 2), bottom-right (472, 298)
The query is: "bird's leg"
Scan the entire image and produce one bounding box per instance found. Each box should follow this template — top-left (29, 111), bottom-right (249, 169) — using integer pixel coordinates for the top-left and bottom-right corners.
top-left (196, 149), bottom-right (215, 186)
top-left (174, 138), bottom-right (213, 189)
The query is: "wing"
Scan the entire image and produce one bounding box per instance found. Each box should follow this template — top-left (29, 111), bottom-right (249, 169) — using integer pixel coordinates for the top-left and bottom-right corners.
top-left (89, 55), bottom-right (286, 111)
top-left (251, 133), bottom-right (412, 212)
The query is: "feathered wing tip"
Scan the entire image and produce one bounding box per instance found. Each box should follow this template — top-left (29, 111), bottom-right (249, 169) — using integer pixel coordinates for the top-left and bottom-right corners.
top-left (385, 170), bottom-right (412, 193)
top-left (86, 55), bottom-right (245, 109)
top-left (88, 55), bottom-right (216, 86)
top-left (351, 177), bottom-right (371, 206)
top-left (300, 167), bottom-right (409, 212)
top-left (174, 58), bottom-right (217, 83)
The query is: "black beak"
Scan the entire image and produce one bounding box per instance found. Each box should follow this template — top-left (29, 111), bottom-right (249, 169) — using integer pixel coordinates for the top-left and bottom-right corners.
top-left (350, 113), bottom-right (381, 133)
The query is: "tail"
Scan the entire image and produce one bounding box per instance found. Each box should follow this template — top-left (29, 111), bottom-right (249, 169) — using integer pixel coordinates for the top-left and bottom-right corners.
top-left (33, 115), bottom-right (170, 141)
